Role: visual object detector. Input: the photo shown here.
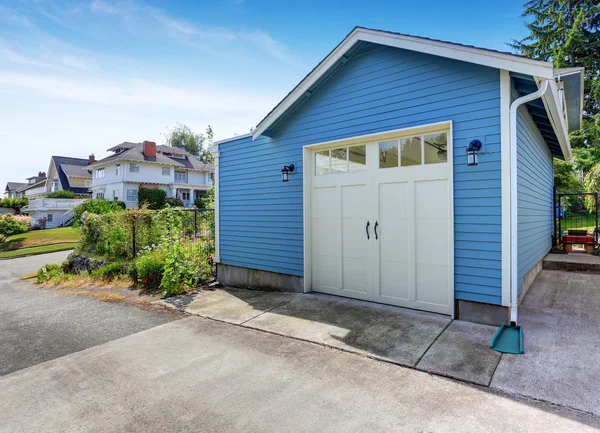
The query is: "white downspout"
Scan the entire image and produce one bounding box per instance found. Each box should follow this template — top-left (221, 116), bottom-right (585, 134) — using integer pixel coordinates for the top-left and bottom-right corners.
top-left (509, 79), bottom-right (550, 325)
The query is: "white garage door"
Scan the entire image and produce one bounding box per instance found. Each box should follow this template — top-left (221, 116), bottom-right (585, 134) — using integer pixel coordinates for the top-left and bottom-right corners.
top-left (309, 127), bottom-right (453, 315)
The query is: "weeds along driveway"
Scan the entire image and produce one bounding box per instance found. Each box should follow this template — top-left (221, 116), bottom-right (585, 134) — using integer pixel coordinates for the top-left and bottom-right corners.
top-left (0, 251), bottom-right (183, 376)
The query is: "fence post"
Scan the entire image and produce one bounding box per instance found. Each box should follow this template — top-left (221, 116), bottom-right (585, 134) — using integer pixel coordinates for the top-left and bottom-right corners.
top-left (132, 220), bottom-right (136, 259)
top-left (194, 209), bottom-right (198, 237)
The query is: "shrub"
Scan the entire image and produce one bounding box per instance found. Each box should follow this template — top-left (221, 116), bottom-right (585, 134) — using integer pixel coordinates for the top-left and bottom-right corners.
top-left (131, 250), bottom-right (165, 291)
top-left (194, 187), bottom-right (214, 209)
top-left (37, 264), bottom-right (64, 283)
top-left (138, 188), bottom-right (166, 210)
top-left (74, 199), bottom-right (125, 225)
top-left (0, 197), bottom-right (28, 211)
top-left (91, 262), bottom-right (126, 281)
top-left (62, 253), bottom-right (107, 274)
top-left (12, 214), bottom-right (33, 228)
top-left (0, 214), bottom-right (31, 243)
top-left (46, 190), bottom-right (75, 199)
top-left (165, 197), bottom-right (184, 207)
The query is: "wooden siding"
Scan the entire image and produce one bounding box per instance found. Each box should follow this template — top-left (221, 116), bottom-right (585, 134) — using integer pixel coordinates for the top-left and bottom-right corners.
top-left (219, 44), bottom-right (503, 304)
top-left (515, 89), bottom-right (554, 295)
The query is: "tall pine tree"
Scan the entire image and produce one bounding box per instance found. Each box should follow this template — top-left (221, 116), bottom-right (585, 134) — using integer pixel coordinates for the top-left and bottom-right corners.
top-left (511, 0), bottom-right (600, 152)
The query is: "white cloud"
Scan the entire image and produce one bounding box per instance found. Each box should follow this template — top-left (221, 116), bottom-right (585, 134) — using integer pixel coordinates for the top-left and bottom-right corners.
top-left (0, 45), bottom-right (53, 68)
top-left (61, 55), bottom-right (91, 71)
top-left (0, 5), bottom-right (33, 28)
top-left (0, 69), bottom-right (276, 114)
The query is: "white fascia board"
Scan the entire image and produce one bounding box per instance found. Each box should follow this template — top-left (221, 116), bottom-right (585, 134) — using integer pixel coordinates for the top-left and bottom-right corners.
top-left (252, 28), bottom-right (554, 140)
top-left (537, 78), bottom-right (572, 160)
top-left (213, 133), bottom-right (251, 146)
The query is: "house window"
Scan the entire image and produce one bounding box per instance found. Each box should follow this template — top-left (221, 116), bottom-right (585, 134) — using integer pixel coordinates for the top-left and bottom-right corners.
top-left (113, 190), bottom-right (119, 199)
top-left (85, 180), bottom-right (92, 187)
top-left (96, 192), bottom-right (104, 199)
top-left (162, 167), bottom-right (170, 176)
top-left (47, 214), bottom-right (53, 223)
top-left (52, 180), bottom-right (59, 191)
top-left (130, 163), bottom-right (139, 173)
top-left (116, 164), bottom-right (121, 175)
top-left (127, 189), bottom-right (138, 202)
top-left (96, 168), bottom-right (105, 178)
top-left (182, 191), bottom-right (190, 201)
top-left (174, 170), bottom-right (186, 182)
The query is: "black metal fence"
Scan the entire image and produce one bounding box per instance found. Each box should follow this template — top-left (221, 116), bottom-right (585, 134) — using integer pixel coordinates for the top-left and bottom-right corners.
top-left (555, 192), bottom-right (599, 251)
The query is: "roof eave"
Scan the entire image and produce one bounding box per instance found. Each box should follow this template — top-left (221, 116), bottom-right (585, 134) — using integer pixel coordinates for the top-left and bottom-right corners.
top-left (537, 77), bottom-right (572, 160)
top-left (251, 27), bottom-right (555, 140)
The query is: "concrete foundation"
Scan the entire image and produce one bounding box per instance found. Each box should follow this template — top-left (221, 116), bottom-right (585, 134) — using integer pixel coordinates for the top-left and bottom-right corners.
top-left (217, 263), bottom-right (304, 293)
top-left (456, 300), bottom-right (508, 326)
top-left (519, 258), bottom-right (543, 303)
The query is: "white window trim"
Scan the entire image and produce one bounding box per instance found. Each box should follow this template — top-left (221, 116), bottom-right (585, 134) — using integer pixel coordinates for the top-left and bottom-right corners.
top-left (302, 121), bottom-right (454, 318)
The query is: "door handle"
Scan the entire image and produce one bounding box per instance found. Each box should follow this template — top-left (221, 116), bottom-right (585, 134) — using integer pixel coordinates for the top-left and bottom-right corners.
top-left (374, 221), bottom-right (379, 240)
top-left (366, 221), bottom-right (370, 240)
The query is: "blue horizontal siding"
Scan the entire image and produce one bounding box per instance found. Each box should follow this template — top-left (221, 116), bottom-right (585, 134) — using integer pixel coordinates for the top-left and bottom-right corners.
top-left (514, 88), bottom-right (553, 295)
top-left (219, 43), bottom-right (502, 304)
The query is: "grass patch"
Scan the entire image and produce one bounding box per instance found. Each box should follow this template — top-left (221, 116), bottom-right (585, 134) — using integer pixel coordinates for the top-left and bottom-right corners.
top-left (1, 227), bottom-right (80, 251)
top-left (19, 271), bottom-right (38, 280)
top-left (0, 243), bottom-right (76, 259)
top-left (561, 213), bottom-right (598, 233)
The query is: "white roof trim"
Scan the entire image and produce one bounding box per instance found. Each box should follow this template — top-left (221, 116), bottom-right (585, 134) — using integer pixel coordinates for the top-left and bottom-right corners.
top-left (214, 133), bottom-right (251, 145)
top-left (252, 27), bottom-right (555, 140)
top-left (536, 77), bottom-right (572, 160)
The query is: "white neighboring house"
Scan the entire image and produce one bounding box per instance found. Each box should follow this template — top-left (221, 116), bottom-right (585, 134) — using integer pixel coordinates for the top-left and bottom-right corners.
top-left (89, 141), bottom-right (214, 208)
top-left (23, 156), bottom-right (93, 228)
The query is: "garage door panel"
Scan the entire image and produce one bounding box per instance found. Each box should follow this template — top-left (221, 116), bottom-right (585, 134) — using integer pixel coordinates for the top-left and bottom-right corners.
top-left (313, 186), bottom-right (337, 218)
top-left (379, 260), bottom-right (409, 300)
top-left (416, 263), bottom-right (449, 306)
top-left (378, 182), bottom-right (408, 218)
top-left (312, 218), bottom-right (339, 257)
top-left (342, 184), bottom-right (368, 218)
top-left (415, 180), bottom-right (448, 218)
top-left (378, 219), bottom-right (409, 262)
top-left (342, 218), bottom-right (368, 258)
top-left (415, 219), bottom-right (449, 266)
top-left (313, 255), bottom-right (340, 291)
top-left (343, 257), bottom-right (369, 294)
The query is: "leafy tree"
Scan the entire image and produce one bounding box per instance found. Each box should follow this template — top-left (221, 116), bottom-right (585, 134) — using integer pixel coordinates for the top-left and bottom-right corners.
top-left (164, 124), bottom-right (214, 163)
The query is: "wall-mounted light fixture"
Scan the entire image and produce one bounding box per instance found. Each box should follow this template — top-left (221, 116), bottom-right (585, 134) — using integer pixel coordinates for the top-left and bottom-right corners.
top-left (281, 163), bottom-right (295, 182)
top-left (466, 139), bottom-right (482, 166)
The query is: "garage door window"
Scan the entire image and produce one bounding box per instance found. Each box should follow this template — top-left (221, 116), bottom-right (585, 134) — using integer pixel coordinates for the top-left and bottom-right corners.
top-left (424, 133), bottom-right (448, 164)
top-left (379, 130), bottom-right (448, 169)
top-left (315, 145), bottom-right (367, 175)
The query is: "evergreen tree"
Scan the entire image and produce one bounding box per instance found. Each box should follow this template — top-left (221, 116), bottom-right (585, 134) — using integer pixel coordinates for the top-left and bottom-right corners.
top-left (511, 0), bottom-right (600, 151)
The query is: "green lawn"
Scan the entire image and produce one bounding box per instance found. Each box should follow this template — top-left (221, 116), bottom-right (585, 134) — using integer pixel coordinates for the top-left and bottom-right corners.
top-left (0, 227), bottom-right (79, 259)
top-left (561, 213), bottom-right (598, 233)
top-left (0, 243), bottom-right (76, 259)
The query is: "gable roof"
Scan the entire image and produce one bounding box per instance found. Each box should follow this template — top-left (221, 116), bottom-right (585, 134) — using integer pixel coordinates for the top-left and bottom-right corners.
top-left (17, 179), bottom-right (46, 192)
top-left (5, 182), bottom-right (27, 192)
top-left (251, 26), bottom-right (559, 140)
top-left (90, 142), bottom-right (214, 172)
top-left (50, 156), bottom-right (92, 194)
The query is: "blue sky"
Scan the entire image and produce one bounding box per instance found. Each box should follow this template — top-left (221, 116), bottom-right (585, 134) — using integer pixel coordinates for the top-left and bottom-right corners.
top-left (0, 0), bottom-right (530, 188)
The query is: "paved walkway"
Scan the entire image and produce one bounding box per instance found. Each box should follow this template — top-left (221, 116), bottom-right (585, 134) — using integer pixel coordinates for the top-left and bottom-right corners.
top-left (2, 317), bottom-right (598, 432)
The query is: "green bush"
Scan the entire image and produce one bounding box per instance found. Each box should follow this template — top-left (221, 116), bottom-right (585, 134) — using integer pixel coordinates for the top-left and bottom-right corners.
top-left (37, 264), bottom-right (65, 283)
top-left (74, 199), bottom-right (125, 225)
top-left (0, 197), bottom-right (28, 212)
top-left (138, 188), bottom-right (166, 210)
top-left (131, 250), bottom-right (165, 291)
top-left (91, 262), bottom-right (126, 281)
top-left (165, 197), bottom-right (184, 207)
top-left (0, 214), bottom-right (31, 243)
top-left (46, 190), bottom-right (75, 199)
top-left (194, 187), bottom-right (213, 209)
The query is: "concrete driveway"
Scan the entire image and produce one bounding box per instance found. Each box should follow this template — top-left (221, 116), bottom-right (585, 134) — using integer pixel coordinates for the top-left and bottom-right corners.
top-left (491, 269), bottom-right (600, 416)
top-left (0, 251), bottom-right (183, 375)
top-left (2, 316), bottom-right (599, 433)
